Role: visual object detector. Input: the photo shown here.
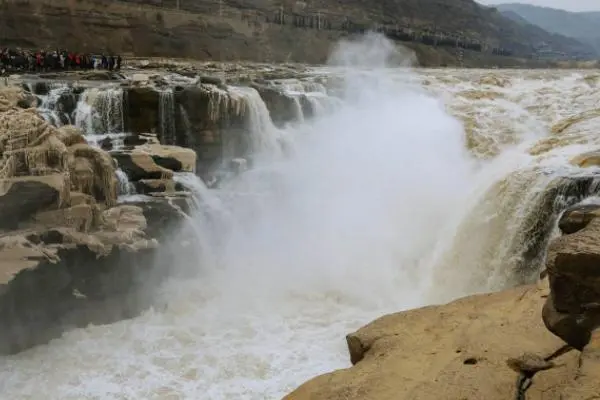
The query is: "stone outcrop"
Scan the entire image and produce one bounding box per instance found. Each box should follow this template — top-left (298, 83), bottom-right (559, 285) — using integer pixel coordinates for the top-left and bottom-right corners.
top-left (20, 76), bottom-right (303, 177)
top-left (285, 279), bottom-right (600, 400)
top-left (543, 203), bottom-right (600, 351)
top-left (285, 200), bottom-right (600, 400)
top-left (0, 175), bottom-right (66, 230)
top-left (0, 86), bottom-right (197, 354)
top-left (0, 213), bottom-right (161, 354)
top-left (557, 203), bottom-right (600, 234)
top-left (112, 142), bottom-right (196, 199)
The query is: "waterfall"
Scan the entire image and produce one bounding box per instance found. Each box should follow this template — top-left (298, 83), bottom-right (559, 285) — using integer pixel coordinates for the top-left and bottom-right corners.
top-left (10, 34), bottom-right (600, 400)
top-left (178, 104), bottom-right (192, 143)
top-left (173, 172), bottom-right (237, 269)
top-left (74, 87), bottom-right (124, 134)
top-left (116, 168), bottom-right (135, 196)
top-left (229, 86), bottom-right (286, 156)
top-left (35, 83), bottom-right (74, 126)
top-left (291, 96), bottom-right (305, 123)
top-left (276, 79), bottom-right (341, 120)
top-left (73, 90), bottom-right (95, 135)
top-left (74, 87), bottom-right (127, 149)
top-left (95, 87), bottom-right (125, 134)
top-left (159, 89), bottom-right (176, 145)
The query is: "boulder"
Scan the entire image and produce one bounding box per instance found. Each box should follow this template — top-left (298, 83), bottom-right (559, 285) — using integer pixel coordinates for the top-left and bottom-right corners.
top-left (0, 174), bottom-right (68, 231)
top-left (0, 201), bottom-right (186, 355)
top-left (558, 203), bottom-right (600, 234)
top-left (0, 86), bottom-right (36, 111)
top-left (542, 216), bottom-right (600, 352)
top-left (111, 144), bottom-right (196, 182)
top-left (0, 233), bottom-right (158, 354)
top-left (68, 143), bottom-right (118, 207)
top-left (174, 85), bottom-right (247, 172)
top-left (130, 73), bottom-right (151, 84)
top-left (285, 282), bottom-right (600, 400)
top-left (55, 125), bottom-right (87, 147)
top-left (111, 149), bottom-right (175, 181)
top-left (141, 144), bottom-right (196, 173)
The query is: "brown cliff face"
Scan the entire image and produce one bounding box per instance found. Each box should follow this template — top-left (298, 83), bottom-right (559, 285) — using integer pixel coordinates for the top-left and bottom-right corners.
top-left (0, 0), bottom-right (592, 67)
top-left (0, 0), bottom-right (342, 64)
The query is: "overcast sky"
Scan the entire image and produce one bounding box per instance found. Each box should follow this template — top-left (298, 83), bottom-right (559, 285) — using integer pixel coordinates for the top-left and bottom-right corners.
top-left (477, 0), bottom-right (600, 12)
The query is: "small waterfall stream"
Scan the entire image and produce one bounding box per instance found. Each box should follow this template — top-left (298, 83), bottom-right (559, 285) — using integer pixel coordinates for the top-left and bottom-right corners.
top-left (35, 83), bottom-right (75, 126)
top-left (159, 88), bottom-right (176, 144)
top-left (25, 75), bottom-right (324, 208)
top-left (115, 168), bottom-right (135, 196)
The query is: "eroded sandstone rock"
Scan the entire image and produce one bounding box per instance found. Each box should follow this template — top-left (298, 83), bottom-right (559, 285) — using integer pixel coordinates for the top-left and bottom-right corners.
top-left (0, 174), bottom-right (68, 230)
top-left (0, 197), bottom-right (192, 355)
top-left (285, 281), bottom-right (600, 400)
top-left (558, 203), bottom-right (600, 234)
top-left (542, 209), bottom-right (600, 353)
top-left (111, 143), bottom-right (196, 183)
top-left (0, 86), bottom-right (196, 355)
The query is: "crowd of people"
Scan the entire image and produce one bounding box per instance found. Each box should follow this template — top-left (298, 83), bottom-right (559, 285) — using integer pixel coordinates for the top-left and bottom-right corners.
top-left (1, 48), bottom-right (123, 74)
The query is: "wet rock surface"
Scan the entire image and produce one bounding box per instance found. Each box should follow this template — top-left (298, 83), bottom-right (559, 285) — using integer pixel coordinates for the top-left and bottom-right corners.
top-left (112, 143), bottom-right (196, 203)
top-left (558, 203), bottom-right (600, 234)
top-left (544, 209), bottom-right (600, 351)
top-left (0, 175), bottom-right (66, 230)
top-left (285, 280), bottom-right (600, 400)
top-left (0, 85), bottom-right (197, 355)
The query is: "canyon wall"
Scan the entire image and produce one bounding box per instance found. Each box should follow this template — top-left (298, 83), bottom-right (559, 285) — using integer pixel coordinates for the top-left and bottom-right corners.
top-left (0, 0), bottom-right (589, 67)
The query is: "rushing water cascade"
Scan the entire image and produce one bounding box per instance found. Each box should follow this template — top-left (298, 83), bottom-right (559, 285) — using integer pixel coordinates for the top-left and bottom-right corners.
top-left (35, 84), bottom-right (75, 126)
top-left (4, 35), bottom-right (600, 399)
top-left (159, 89), bottom-right (176, 145)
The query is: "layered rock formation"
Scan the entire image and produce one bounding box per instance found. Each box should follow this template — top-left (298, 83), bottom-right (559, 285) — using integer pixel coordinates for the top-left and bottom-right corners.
top-left (0, 0), bottom-right (595, 67)
top-left (0, 86), bottom-right (197, 354)
top-left (285, 201), bottom-right (600, 399)
top-left (22, 73), bottom-right (312, 177)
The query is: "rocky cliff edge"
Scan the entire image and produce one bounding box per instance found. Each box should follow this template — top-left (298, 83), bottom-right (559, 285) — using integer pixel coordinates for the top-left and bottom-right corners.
top-left (0, 86), bottom-right (198, 354)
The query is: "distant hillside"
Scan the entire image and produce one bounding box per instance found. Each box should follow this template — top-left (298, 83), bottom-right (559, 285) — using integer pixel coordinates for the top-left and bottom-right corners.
top-left (0, 0), bottom-right (595, 65)
top-left (258, 0), bottom-right (595, 58)
top-left (495, 3), bottom-right (600, 54)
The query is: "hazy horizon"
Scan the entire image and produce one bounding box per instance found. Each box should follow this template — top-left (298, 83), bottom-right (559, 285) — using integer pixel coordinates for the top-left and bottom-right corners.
top-left (478, 0), bottom-right (600, 12)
